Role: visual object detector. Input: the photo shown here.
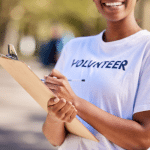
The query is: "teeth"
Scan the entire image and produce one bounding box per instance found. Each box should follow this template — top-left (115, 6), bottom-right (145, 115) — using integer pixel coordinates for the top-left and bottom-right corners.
top-left (105, 2), bottom-right (123, 6)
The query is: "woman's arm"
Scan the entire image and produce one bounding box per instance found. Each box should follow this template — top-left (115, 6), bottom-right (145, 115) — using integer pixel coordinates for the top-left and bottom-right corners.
top-left (75, 97), bottom-right (150, 150)
top-left (45, 69), bottom-right (150, 150)
top-left (42, 114), bottom-right (66, 146)
top-left (42, 97), bottom-right (77, 146)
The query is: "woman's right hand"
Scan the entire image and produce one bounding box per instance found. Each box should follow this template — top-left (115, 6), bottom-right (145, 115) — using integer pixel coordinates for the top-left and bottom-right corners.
top-left (47, 97), bottom-right (78, 123)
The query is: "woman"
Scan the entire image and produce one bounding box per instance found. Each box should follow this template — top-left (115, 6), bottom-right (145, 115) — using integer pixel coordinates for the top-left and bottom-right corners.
top-left (42, 0), bottom-right (150, 149)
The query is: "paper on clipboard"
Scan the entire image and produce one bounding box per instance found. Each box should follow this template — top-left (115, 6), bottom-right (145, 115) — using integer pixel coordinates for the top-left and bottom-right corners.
top-left (0, 56), bottom-right (99, 142)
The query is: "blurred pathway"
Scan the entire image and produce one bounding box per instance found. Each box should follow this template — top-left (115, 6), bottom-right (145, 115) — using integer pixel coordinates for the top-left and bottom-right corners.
top-left (0, 57), bottom-right (57, 150)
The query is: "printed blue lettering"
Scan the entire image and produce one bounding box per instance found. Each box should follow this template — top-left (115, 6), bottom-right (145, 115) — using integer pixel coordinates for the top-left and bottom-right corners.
top-left (82, 60), bottom-right (88, 67)
top-left (93, 62), bottom-right (103, 68)
top-left (71, 59), bottom-right (128, 71)
top-left (88, 60), bottom-right (96, 67)
top-left (112, 61), bottom-right (121, 69)
top-left (71, 59), bottom-right (79, 67)
top-left (101, 61), bottom-right (109, 68)
top-left (76, 60), bottom-right (84, 67)
top-left (118, 60), bottom-right (128, 71)
top-left (106, 61), bottom-right (115, 68)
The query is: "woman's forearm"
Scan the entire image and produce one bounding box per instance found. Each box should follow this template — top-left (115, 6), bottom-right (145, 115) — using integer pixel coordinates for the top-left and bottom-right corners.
top-left (42, 114), bottom-right (66, 147)
top-left (75, 97), bottom-right (148, 149)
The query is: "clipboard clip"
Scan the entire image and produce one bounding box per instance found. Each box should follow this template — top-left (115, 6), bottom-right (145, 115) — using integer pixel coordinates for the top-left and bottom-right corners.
top-left (0, 44), bottom-right (18, 60)
top-left (6, 44), bottom-right (19, 60)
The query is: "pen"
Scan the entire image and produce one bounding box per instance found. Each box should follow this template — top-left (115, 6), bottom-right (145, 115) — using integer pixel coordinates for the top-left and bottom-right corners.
top-left (41, 79), bottom-right (85, 82)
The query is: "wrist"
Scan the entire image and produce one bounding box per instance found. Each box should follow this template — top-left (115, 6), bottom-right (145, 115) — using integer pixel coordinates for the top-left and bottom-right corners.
top-left (46, 113), bottom-right (64, 125)
top-left (72, 95), bottom-right (81, 110)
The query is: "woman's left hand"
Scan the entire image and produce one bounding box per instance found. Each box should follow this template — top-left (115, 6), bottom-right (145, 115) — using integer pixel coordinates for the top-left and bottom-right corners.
top-left (44, 69), bottom-right (78, 106)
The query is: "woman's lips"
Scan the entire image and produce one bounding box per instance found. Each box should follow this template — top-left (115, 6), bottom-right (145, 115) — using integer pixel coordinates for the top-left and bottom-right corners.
top-left (101, 1), bottom-right (126, 11)
top-left (103, 2), bottom-right (124, 7)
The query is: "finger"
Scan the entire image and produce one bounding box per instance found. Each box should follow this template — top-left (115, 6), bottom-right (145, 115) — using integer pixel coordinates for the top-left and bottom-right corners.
top-left (51, 89), bottom-right (57, 94)
top-left (62, 107), bottom-right (74, 122)
top-left (48, 97), bottom-right (59, 106)
top-left (48, 99), bottom-right (66, 115)
top-left (70, 109), bottom-right (78, 122)
top-left (49, 69), bottom-right (67, 80)
top-left (63, 106), bottom-right (77, 123)
top-left (45, 76), bottom-right (64, 86)
top-left (46, 83), bottom-right (60, 97)
top-left (59, 101), bottom-right (72, 114)
top-left (51, 98), bottom-right (66, 113)
top-left (46, 83), bottom-right (59, 90)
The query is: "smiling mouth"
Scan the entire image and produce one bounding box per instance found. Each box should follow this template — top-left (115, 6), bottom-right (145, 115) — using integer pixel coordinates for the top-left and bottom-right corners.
top-left (102, 2), bottom-right (126, 7)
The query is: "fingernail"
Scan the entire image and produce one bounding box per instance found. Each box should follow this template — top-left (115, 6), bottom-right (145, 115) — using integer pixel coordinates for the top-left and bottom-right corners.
top-left (62, 98), bottom-right (66, 103)
top-left (69, 101), bottom-right (72, 105)
top-left (54, 98), bottom-right (59, 102)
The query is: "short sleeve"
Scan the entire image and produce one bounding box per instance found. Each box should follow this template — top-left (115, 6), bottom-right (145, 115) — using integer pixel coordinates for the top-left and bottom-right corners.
top-left (54, 43), bottom-right (68, 74)
top-left (133, 48), bottom-right (150, 114)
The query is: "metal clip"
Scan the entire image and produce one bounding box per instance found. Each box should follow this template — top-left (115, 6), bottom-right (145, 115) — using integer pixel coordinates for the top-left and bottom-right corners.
top-left (6, 44), bottom-right (19, 60)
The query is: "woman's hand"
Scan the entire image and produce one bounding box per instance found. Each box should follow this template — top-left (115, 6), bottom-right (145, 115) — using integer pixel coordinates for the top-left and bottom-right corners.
top-left (47, 97), bottom-right (77, 123)
top-left (44, 69), bottom-right (78, 106)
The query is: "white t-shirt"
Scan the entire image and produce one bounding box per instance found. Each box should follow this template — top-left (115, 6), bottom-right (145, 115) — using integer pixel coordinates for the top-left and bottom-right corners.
top-left (55, 30), bottom-right (150, 150)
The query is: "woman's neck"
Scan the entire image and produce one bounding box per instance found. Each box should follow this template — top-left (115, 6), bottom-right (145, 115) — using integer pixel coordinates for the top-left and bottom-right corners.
top-left (103, 13), bottom-right (142, 42)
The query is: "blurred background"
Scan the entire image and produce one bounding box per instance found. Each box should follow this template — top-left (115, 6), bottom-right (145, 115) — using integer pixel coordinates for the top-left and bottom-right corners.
top-left (0, 0), bottom-right (149, 149)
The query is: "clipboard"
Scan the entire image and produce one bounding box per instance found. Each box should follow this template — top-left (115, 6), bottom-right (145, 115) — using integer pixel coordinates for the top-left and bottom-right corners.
top-left (0, 44), bottom-right (99, 142)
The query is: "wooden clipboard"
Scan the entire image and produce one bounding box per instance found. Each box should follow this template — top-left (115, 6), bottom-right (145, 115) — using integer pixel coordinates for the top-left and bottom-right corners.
top-left (0, 56), bottom-right (99, 142)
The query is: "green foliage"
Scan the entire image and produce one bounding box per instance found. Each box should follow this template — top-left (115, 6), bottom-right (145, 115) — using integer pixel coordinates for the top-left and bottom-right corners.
top-left (0, 0), bottom-right (106, 43)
